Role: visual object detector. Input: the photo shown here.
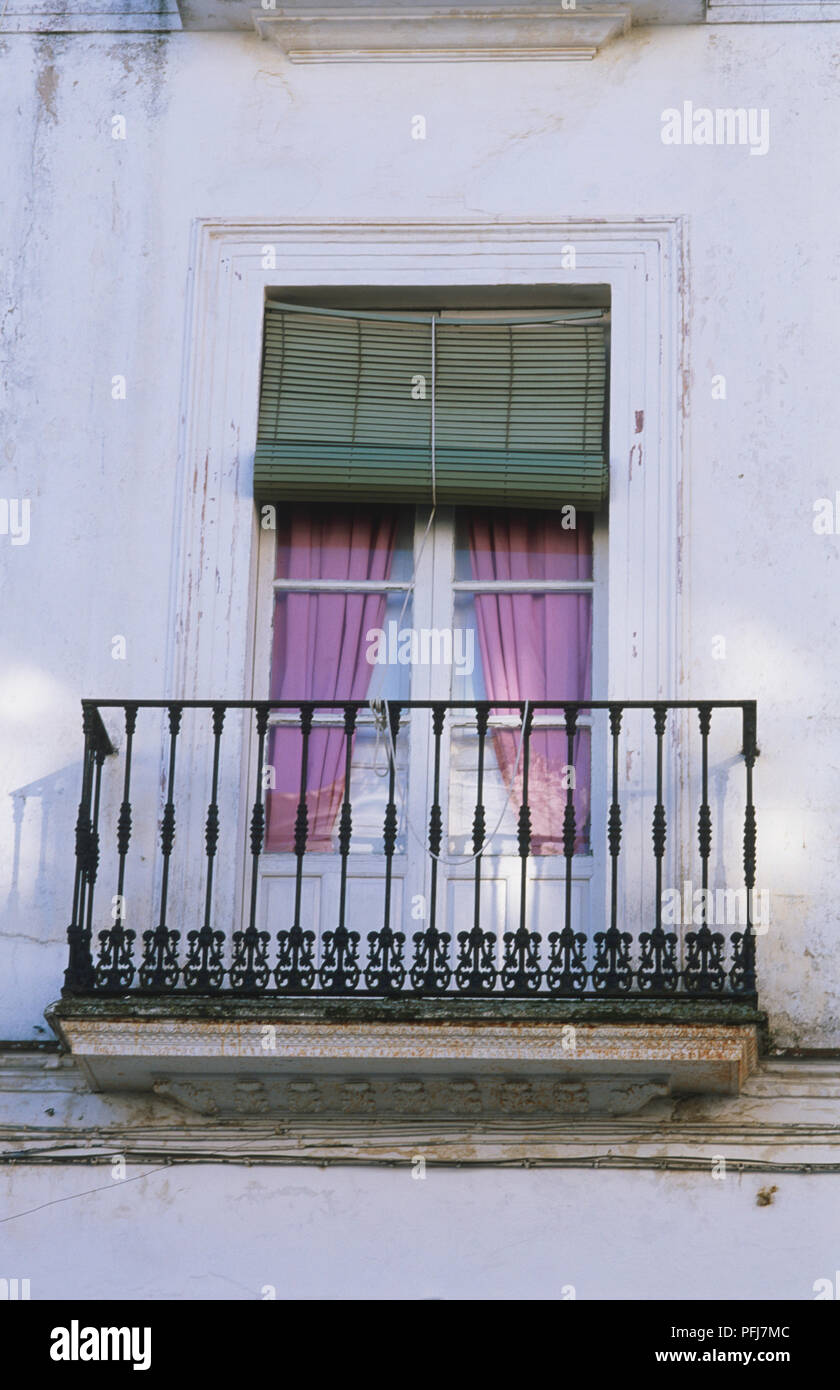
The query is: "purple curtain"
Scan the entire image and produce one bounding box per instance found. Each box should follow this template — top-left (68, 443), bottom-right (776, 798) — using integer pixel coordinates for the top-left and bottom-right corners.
top-left (468, 510), bottom-right (593, 854)
top-left (265, 506), bottom-right (397, 852)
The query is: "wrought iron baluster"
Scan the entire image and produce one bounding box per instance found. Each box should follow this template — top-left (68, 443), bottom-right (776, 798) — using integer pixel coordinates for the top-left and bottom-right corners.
top-left (500, 703), bottom-right (541, 994)
top-left (517, 702), bottom-right (534, 936)
top-left (320, 924), bottom-right (361, 994)
top-left (639, 704), bottom-right (678, 993)
top-left (317, 704), bottom-right (361, 994)
top-left (276, 703), bottom-right (316, 994)
top-left (230, 703), bottom-right (271, 992)
top-left (95, 703), bottom-right (138, 992)
top-left (455, 924), bottom-right (497, 994)
top-left (607, 704), bottom-right (621, 934)
top-left (593, 704), bottom-right (632, 992)
top-left (698, 704), bottom-right (713, 921)
top-left (685, 705), bottom-right (724, 993)
top-left (367, 703), bottom-right (405, 995)
top-left (562, 702), bottom-right (579, 942)
top-left (64, 706), bottom-right (97, 993)
top-left (452, 702), bottom-right (496, 994)
top-left (381, 703), bottom-right (401, 934)
top-left (545, 701), bottom-right (587, 995)
top-left (139, 703), bottom-right (183, 991)
top-left (83, 737), bottom-right (107, 955)
top-left (472, 701), bottom-right (490, 933)
top-left (184, 704), bottom-right (226, 992)
top-left (427, 703), bottom-right (445, 938)
top-left (410, 704), bottom-right (452, 996)
top-left (337, 704), bottom-right (357, 936)
top-left (731, 701), bottom-right (758, 995)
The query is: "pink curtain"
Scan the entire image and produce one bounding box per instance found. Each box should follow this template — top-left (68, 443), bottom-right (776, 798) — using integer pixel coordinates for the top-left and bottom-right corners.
top-left (265, 506), bottom-right (397, 852)
top-left (468, 510), bottom-right (592, 854)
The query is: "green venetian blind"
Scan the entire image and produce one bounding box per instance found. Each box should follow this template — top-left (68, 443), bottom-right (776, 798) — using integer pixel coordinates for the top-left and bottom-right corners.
top-left (254, 302), bottom-right (608, 510)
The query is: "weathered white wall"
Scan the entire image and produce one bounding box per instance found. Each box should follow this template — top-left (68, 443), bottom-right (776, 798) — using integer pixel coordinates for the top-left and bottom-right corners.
top-left (1, 23), bottom-right (839, 1047)
top-left (2, 1160), bottom-right (837, 1301)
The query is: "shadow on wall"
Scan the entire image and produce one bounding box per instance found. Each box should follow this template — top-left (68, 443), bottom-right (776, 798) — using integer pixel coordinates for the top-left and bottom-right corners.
top-left (5, 761), bottom-right (82, 935)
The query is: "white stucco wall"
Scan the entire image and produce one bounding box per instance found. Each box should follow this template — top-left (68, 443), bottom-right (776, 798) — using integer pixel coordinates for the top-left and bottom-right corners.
top-left (1, 22), bottom-right (838, 1048)
top-left (2, 1160), bottom-right (837, 1300)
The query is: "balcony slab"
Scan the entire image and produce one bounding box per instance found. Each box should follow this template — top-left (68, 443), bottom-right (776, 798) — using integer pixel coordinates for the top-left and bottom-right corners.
top-left (48, 997), bottom-right (762, 1115)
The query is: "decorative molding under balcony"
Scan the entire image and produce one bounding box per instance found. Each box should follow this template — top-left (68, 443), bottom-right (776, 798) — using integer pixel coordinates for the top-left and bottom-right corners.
top-left (3, 1052), bottom-right (839, 1169)
top-left (251, 4), bottom-right (633, 62)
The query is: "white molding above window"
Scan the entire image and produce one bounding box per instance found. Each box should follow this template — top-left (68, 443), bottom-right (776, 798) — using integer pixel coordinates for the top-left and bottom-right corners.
top-left (252, 4), bottom-right (632, 63)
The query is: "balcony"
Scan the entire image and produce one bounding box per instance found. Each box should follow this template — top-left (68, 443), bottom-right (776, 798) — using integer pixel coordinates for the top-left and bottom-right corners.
top-left (48, 698), bottom-right (764, 1116)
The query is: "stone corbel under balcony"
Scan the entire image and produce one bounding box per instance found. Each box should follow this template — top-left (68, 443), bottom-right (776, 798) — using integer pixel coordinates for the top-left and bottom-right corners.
top-left (251, 3), bottom-right (633, 62)
top-left (47, 997), bottom-right (764, 1118)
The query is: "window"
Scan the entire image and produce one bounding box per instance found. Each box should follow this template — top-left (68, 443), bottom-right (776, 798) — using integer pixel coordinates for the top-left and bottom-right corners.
top-left (253, 501), bottom-right (606, 945)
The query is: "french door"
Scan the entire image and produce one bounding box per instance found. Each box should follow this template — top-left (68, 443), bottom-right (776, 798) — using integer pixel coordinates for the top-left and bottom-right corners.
top-left (250, 503), bottom-right (606, 974)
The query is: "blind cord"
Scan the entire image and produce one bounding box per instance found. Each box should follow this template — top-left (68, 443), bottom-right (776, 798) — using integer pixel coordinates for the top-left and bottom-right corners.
top-left (366, 311), bottom-right (439, 706)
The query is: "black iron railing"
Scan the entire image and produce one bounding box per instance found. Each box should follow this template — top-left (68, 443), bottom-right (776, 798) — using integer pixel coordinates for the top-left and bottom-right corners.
top-left (64, 698), bottom-right (759, 1001)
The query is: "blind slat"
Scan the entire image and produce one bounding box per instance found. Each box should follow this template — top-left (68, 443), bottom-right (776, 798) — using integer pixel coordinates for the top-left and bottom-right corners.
top-left (254, 308), bottom-right (608, 509)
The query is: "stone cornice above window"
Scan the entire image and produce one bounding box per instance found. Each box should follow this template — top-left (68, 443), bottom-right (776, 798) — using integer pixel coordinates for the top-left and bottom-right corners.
top-left (251, 3), bottom-right (635, 62)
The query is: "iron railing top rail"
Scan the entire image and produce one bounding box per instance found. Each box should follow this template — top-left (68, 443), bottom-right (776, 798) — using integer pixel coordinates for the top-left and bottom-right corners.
top-left (83, 698), bottom-right (756, 709)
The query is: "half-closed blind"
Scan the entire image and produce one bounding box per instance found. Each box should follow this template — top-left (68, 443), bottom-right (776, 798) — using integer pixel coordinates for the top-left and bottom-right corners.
top-left (254, 304), bottom-right (608, 510)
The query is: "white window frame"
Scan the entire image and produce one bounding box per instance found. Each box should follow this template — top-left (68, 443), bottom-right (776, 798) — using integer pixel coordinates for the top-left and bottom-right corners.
top-left (166, 218), bottom-right (686, 939)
